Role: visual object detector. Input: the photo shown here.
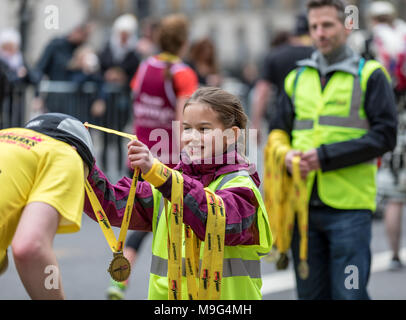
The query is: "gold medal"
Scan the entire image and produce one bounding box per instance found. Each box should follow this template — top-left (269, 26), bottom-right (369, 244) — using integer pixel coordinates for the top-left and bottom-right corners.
top-left (84, 123), bottom-right (141, 283)
top-left (276, 252), bottom-right (289, 270)
top-left (298, 260), bottom-right (309, 280)
top-left (108, 252), bottom-right (131, 282)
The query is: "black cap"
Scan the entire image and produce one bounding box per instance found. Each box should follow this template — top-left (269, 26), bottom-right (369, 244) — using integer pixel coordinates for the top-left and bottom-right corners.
top-left (24, 113), bottom-right (95, 170)
top-left (294, 14), bottom-right (309, 36)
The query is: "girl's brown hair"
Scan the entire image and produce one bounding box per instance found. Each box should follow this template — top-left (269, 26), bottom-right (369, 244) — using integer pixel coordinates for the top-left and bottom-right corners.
top-left (184, 86), bottom-right (247, 130)
top-left (184, 87), bottom-right (249, 158)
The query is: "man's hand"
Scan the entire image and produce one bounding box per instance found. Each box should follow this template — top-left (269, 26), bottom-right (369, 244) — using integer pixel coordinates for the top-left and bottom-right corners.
top-left (285, 149), bottom-right (320, 180)
top-left (302, 149), bottom-right (321, 172)
top-left (285, 150), bottom-right (307, 174)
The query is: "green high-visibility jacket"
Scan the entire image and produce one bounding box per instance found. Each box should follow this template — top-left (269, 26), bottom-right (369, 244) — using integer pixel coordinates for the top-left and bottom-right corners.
top-left (284, 58), bottom-right (388, 212)
top-left (147, 170), bottom-right (272, 300)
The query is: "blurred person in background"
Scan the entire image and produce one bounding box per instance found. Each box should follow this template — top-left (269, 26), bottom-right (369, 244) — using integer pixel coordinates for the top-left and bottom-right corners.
top-left (186, 37), bottom-right (222, 87)
top-left (99, 14), bottom-right (140, 89)
top-left (269, 30), bottom-right (292, 48)
top-left (69, 46), bottom-right (101, 83)
top-left (31, 22), bottom-right (92, 113)
top-left (360, 1), bottom-right (406, 271)
top-left (0, 28), bottom-right (34, 128)
top-left (67, 45), bottom-right (106, 122)
top-left (251, 14), bottom-right (314, 143)
top-left (0, 28), bottom-right (30, 83)
top-left (129, 13), bottom-right (198, 167)
top-left (269, 0), bottom-right (397, 299)
top-left (106, 13), bottom-right (198, 300)
top-left (96, 14), bottom-right (141, 170)
top-left (135, 17), bottom-right (160, 60)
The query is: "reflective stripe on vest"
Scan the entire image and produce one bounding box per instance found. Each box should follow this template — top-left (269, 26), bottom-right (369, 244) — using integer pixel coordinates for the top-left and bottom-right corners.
top-left (155, 196), bottom-right (165, 227)
top-left (156, 170), bottom-right (254, 227)
top-left (150, 255), bottom-right (261, 278)
top-left (215, 170), bottom-right (253, 189)
top-left (319, 75), bottom-right (368, 129)
top-left (293, 60), bottom-right (369, 131)
top-left (293, 119), bottom-right (314, 130)
top-left (151, 170), bottom-right (263, 280)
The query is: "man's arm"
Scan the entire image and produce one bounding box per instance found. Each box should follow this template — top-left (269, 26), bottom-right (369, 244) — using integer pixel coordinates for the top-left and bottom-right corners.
top-left (12, 202), bottom-right (64, 299)
top-left (32, 38), bottom-right (58, 83)
top-left (269, 88), bottom-right (295, 135)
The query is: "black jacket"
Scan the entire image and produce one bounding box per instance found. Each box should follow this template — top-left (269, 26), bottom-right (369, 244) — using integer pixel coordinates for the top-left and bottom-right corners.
top-left (99, 44), bottom-right (140, 86)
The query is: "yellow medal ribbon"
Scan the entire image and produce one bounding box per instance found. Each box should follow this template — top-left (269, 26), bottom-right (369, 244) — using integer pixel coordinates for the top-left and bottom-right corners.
top-left (184, 224), bottom-right (200, 300)
top-left (197, 189), bottom-right (225, 300)
top-left (83, 122), bottom-right (140, 281)
top-left (164, 170), bottom-right (226, 300)
top-left (264, 130), bottom-right (293, 261)
top-left (292, 156), bottom-right (309, 279)
top-left (166, 170), bottom-right (184, 300)
top-left (263, 130), bottom-right (309, 278)
top-left (156, 165), bottom-right (225, 300)
top-left (157, 52), bottom-right (181, 63)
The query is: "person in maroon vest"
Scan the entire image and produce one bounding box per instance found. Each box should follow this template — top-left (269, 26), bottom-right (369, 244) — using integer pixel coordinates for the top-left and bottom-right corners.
top-left (130, 14), bottom-right (198, 169)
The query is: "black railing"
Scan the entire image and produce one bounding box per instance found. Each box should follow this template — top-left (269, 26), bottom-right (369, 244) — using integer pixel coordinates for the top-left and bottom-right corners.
top-left (39, 80), bottom-right (133, 172)
top-left (0, 82), bottom-right (26, 129)
top-left (0, 80), bottom-right (133, 172)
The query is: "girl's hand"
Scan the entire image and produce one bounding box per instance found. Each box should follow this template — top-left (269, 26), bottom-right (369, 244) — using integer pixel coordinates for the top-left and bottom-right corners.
top-left (127, 140), bottom-right (154, 174)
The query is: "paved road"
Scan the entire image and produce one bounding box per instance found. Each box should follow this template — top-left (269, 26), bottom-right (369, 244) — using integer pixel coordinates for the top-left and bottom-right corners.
top-left (0, 213), bottom-right (405, 300)
top-left (1, 132), bottom-right (405, 300)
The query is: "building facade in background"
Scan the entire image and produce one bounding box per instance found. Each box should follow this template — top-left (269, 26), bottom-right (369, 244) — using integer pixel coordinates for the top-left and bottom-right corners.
top-left (0, 0), bottom-right (405, 77)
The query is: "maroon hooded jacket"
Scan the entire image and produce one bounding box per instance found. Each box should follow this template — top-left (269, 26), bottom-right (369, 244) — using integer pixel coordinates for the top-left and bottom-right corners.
top-left (84, 151), bottom-right (261, 246)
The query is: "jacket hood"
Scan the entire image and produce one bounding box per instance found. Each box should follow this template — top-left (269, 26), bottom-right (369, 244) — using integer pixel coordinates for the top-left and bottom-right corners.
top-left (297, 45), bottom-right (362, 76)
top-left (175, 150), bottom-right (260, 188)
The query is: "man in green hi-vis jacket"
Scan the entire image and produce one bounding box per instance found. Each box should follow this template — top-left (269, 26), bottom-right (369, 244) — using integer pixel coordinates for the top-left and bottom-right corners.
top-left (270, 0), bottom-right (397, 299)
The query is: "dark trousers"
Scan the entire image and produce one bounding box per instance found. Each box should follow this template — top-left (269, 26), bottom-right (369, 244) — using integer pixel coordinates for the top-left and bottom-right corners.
top-left (291, 206), bottom-right (372, 300)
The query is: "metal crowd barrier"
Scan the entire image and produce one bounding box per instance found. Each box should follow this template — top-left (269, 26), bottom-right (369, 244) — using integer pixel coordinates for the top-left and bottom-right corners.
top-left (39, 80), bottom-right (133, 172)
top-left (0, 80), bottom-right (133, 172)
top-left (0, 82), bottom-right (26, 129)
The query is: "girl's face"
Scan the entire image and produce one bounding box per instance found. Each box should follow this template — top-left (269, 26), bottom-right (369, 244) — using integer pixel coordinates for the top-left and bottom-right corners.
top-left (182, 102), bottom-right (236, 162)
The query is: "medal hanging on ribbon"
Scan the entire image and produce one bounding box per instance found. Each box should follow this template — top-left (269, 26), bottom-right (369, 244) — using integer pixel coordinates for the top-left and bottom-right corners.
top-left (197, 190), bottom-right (225, 300)
top-left (165, 171), bottom-right (184, 300)
top-left (83, 122), bottom-right (227, 298)
top-left (292, 156), bottom-right (309, 280)
top-left (164, 169), bottom-right (226, 300)
top-left (84, 123), bottom-right (140, 282)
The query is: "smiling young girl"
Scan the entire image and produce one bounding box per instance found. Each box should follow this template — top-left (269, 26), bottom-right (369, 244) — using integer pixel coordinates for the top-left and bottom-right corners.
top-left (84, 87), bottom-right (272, 300)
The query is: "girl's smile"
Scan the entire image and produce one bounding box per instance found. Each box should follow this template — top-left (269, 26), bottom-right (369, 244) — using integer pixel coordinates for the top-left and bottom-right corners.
top-left (182, 102), bottom-right (227, 161)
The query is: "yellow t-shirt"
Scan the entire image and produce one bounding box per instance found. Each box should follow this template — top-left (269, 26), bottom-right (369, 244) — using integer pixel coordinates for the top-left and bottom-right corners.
top-left (0, 128), bottom-right (85, 255)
